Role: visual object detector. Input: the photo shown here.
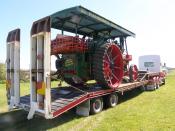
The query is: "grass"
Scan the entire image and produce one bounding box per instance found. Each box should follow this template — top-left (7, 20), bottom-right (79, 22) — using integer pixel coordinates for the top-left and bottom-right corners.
top-left (0, 81), bottom-right (59, 113)
top-left (0, 71), bottom-right (175, 131)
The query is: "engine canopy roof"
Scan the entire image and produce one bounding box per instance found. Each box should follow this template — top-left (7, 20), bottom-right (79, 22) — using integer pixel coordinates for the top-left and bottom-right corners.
top-left (50, 6), bottom-right (135, 38)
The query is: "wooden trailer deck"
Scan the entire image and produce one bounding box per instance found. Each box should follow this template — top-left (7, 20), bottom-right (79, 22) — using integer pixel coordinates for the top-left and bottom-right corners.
top-left (19, 80), bottom-right (148, 118)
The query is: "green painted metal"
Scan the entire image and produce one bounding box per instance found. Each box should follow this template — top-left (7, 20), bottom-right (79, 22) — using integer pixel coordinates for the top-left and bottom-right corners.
top-left (50, 6), bottom-right (135, 38)
top-left (76, 53), bottom-right (89, 80)
top-left (63, 53), bottom-right (90, 82)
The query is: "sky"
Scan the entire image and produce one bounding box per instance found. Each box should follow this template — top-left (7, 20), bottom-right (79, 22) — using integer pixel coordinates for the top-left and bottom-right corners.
top-left (0, 0), bottom-right (175, 69)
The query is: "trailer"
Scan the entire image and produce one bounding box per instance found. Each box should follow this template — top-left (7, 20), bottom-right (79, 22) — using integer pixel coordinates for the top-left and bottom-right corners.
top-left (6, 6), bottom-right (165, 120)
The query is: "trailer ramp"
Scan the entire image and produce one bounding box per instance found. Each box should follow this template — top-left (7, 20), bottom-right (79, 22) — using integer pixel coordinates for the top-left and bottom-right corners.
top-left (51, 87), bottom-right (88, 118)
top-left (18, 87), bottom-right (88, 118)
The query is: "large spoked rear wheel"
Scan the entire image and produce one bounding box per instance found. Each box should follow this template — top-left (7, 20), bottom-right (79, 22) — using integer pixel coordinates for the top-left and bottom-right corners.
top-left (90, 97), bottom-right (103, 115)
top-left (93, 43), bottom-right (124, 89)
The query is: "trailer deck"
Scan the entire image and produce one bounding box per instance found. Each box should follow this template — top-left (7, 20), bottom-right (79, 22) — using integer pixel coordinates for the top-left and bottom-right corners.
top-left (18, 80), bottom-right (148, 119)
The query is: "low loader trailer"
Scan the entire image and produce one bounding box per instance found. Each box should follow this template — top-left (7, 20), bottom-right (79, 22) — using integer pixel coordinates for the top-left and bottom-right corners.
top-left (6, 6), bottom-right (165, 120)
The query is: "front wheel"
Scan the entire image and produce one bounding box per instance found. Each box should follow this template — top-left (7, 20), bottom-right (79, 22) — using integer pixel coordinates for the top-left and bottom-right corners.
top-left (129, 64), bottom-right (138, 82)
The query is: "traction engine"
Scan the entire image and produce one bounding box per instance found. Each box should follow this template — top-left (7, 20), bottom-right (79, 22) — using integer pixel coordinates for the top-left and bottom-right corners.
top-left (51, 35), bottom-right (138, 89)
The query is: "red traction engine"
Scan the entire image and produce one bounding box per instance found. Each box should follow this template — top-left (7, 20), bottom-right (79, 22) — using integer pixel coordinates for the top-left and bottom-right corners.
top-left (51, 35), bottom-right (137, 89)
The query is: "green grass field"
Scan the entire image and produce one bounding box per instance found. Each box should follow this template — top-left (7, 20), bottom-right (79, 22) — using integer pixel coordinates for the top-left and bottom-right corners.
top-left (0, 71), bottom-right (175, 131)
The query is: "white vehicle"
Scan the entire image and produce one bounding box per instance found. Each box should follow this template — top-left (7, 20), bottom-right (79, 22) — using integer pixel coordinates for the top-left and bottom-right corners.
top-left (139, 55), bottom-right (161, 72)
top-left (139, 55), bottom-right (166, 90)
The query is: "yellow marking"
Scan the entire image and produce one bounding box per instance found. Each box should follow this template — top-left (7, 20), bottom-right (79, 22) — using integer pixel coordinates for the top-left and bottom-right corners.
top-left (65, 59), bottom-right (74, 67)
top-left (37, 82), bottom-right (46, 95)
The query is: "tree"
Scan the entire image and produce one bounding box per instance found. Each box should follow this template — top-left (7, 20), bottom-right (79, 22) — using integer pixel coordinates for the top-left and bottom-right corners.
top-left (0, 63), bottom-right (30, 83)
top-left (0, 63), bottom-right (6, 81)
top-left (20, 70), bottom-right (30, 82)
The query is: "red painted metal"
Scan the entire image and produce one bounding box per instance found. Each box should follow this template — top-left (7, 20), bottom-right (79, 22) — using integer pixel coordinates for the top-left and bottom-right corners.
top-left (63, 70), bottom-right (77, 75)
top-left (53, 94), bottom-right (89, 117)
top-left (103, 44), bottom-right (123, 89)
top-left (124, 54), bottom-right (132, 61)
top-left (52, 89), bottom-right (114, 117)
top-left (89, 89), bottom-right (115, 98)
top-left (130, 65), bottom-right (138, 81)
top-left (159, 72), bottom-right (165, 77)
top-left (52, 80), bottom-right (149, 118)
top-left (36, 82), bottom-right (43, 90)
top-left (51, 35), bottom-right (88, 55)
top-left (148, 76), bottom-right (157, 84)
top-left (6, 28), bottom-right (20, 42)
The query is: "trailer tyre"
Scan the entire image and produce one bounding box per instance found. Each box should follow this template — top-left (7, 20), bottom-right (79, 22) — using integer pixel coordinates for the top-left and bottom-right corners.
top-left (162, 78), bottom-right (165, 85)
top-left (156, 83), bottom-right (160, 89)
top-left (154, 83), bottom-right (156, 90)
top-left (106, 93), bottom-right (118, 108)
top-left (90, 97), bottom-right (103, 115)
top-left (140, 85), bottom-right (146, 91)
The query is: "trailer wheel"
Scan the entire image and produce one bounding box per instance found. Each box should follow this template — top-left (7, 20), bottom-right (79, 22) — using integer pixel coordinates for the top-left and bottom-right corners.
top-left (162, 78), bottom-right (165, 85)
top-left (140, 85), bottom-right (146, 91)
top-left (153, 83), bottom-right (156, 90)
top-left (90, 97), bottom-right (103, 114)
top-left (156, 83), bottom-right (160, 89)
top-left (106, 93), bottom-right (118, 108)
top-left (155, 77), bottom-right (160, 89)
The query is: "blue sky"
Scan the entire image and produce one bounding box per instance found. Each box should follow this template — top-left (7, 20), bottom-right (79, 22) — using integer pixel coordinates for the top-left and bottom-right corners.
top-left (0, 0), bottom-right (175, 69)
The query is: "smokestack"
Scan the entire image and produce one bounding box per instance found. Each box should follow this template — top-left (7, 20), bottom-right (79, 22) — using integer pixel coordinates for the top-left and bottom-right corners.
top-left (164, 63), bottom-right (166, 67)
